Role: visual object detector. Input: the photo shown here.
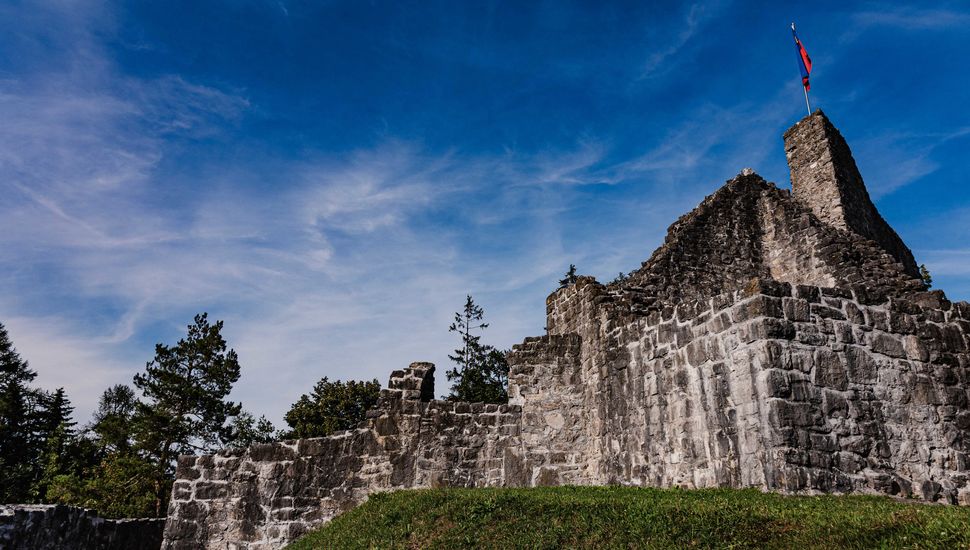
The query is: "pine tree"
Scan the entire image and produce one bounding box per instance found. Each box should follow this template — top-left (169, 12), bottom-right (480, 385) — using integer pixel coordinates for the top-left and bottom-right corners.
top-left (920, 264), bottom-right (933, 289)
top-left (37, 388), bottom-right (76, 438)
top-left (449, 295), bottom-right (488, 376)
top-left (446, 296), bottom-right (509, 403)
top-left (132, 313), bottom-right (242, 515)
top-left (32, 387), bottom-right (77, 499)
top-left (559, 264), bottom-right (578, 288)
top-left (90, 384), bottom-right (138, 454)
top-left (610, 271), bottom-right (630, 285)
top-left (0, 322), bottom-right (42, 502)
top-left (225, 411), bottom-right (278, 448)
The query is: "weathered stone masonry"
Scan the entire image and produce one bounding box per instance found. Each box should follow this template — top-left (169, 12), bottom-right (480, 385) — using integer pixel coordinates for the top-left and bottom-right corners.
top-left (163, 111), bottom-right (970, 549)
top-left (0, 504), bottom-right (164, 550)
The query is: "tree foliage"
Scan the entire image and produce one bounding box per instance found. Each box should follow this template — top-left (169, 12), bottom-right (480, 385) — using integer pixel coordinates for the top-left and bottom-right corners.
top-left (226, 411), bottom-right (278, 449)
top-left (284, 378), bottom-right (381, 439)
top-left (0, 323), bottom-right (48, 502)
top-left (920, 264), bottom-right (933, 289)
top-left (133, 313), bottom-right (242, 466)
top-left (559, 264), bottom-right (578, 288)
top-left (446, 296), bottom-right (509, 404)
top-left (1, 314), bottom-right (275, 517)
top-left (46, 454), bottom-right (167, 519)
top-left (90, 384), bottom-right (138, 455)
top-left (610, 271), bottom-right (632, 285)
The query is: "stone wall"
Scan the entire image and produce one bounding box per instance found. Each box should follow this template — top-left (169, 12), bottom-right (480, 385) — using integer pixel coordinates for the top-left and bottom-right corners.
top-left (0, 505), bottom-right (164, 550)
top-left (539, 275), bottom-right (970, 502)
top-left (163, 365), bottom-right (525, 549)
top-left (163, 283), bottom-right (970, 548)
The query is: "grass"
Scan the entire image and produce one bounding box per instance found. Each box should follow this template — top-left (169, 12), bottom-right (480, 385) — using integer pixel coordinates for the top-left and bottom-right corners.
top-left (286, 486), bottom-right (970, 549)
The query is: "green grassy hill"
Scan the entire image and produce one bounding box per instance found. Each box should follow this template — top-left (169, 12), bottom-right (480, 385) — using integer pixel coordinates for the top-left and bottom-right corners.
top-left (287, 486), bottom-right (970, 549)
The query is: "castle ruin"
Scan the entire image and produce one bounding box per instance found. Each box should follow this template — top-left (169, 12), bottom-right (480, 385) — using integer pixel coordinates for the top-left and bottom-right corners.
top-left (162, 111), bottom-right (970, 549)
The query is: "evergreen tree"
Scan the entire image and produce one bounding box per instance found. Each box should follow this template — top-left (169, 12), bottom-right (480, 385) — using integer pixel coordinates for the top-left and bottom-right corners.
top-left (446, 296), bottom-right (509, 403)
top-left (0, 322), bottom-right (42, 502)
top-left (920, 264), bottom-right (933, 289)
top-left (284, 378), bottom-right (381, 439)
top-left (31, 388), bottom-right (78, 499)
top-left (559, 264), bottom-right (578, 288)
top-left (89, 384), bottom-right (137, 454)
top-left (132, 313), bottom-right (242, 515)
top-left (37, 388), bottom-right (76, 439)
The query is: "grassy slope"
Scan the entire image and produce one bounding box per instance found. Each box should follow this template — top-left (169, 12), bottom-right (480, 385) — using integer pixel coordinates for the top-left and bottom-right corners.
top-left (287, 486), bottom-right (970, 549)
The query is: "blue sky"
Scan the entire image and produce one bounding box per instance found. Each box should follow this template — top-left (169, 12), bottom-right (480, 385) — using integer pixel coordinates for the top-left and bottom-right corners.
top-left (2, 1), bottom-right (969, 427)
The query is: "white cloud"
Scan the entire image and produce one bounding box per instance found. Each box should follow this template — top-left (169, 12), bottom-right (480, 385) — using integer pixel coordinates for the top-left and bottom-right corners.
top-left (1, 315), bottom-right (137, 422)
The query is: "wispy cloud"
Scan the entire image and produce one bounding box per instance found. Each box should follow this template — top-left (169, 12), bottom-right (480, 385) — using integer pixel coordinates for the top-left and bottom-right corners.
top-left (852, 7), bottom-right (970, 31)
top-left (839, 6), bottom-right (970, 43)
top-left (636, 1), bottom-right (730, 81)
top-left (853, 127), bottom-right (970, 197)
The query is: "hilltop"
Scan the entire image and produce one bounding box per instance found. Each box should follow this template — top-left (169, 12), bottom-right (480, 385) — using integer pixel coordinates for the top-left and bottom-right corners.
top-left (287, 486), bottom-right (970, 549)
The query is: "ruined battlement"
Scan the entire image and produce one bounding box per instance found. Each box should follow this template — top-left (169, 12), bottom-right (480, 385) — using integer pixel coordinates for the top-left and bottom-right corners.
top-left (162, 113), bottom-right (970, 549)
top-left (784, 110), bottom-right (919, 277)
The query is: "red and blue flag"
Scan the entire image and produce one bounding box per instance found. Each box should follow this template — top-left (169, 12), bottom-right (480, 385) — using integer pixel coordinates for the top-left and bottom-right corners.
top-left (791, 24), bottom-right (812, 91)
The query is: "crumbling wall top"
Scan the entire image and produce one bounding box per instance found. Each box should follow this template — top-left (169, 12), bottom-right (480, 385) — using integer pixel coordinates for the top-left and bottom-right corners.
top-left (783, 110), bottom-right (919, 277)
top-left (386, 362), bottom-right (435, 401)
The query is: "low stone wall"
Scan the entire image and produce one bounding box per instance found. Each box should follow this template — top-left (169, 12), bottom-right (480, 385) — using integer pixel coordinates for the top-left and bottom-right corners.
top-left (163, 364), bottom-right (525, 549)
top-left (0, 504), bottom-right (164, 550)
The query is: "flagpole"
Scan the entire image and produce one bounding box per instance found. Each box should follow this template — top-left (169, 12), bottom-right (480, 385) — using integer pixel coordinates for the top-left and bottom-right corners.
top-left (803, 86), bottom-right (812, 115)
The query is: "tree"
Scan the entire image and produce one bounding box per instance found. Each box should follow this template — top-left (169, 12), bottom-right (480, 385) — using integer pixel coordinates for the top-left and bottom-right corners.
top-left (225, 411), bottom-right (278, 449)
top-left (920, 264), bottom-right (933, 289)
top-left (89, 384), bottom-right (138, 455)
top-left (0, 322), bottom-right (43, 502)
top-left (46, 453), bottom-right (165, 519)
top-left (446, 296), bottom-right (509, 403)
top-left (44, 383), bottom-right (143, 516)
top-left (31, 388), bottom-right (78, 500)
top-left (284, 378), bottom-right (381, 439)
top-left (36, 388), bottom-right (76, 444)
top-left (559, 264), bottom-right (578, 288)
top-left (132, 313), bottom-right (242, 515)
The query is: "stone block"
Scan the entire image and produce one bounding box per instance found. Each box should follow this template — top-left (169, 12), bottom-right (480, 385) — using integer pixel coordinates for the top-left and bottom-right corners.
top-left (811, 304), bottom-right (846, 321)
top-left (783, 298), bottom-right (811, 322)
top-left (771, 400), bottom-right (820, 427)
top-left (795, 285), bottom-right (821, 303)
top-left (869, 332), bottom-right (905, 358)
top-left (812, 349), bottom-right (848, 390)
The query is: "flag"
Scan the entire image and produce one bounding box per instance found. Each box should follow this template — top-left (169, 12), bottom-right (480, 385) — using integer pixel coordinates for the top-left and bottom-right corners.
top-left (791, 24), bottom-right (812, 91)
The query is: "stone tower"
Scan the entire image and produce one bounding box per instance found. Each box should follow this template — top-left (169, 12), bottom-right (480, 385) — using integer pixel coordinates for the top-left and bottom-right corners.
top-left (784, 110), bottom-right (919, 277)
